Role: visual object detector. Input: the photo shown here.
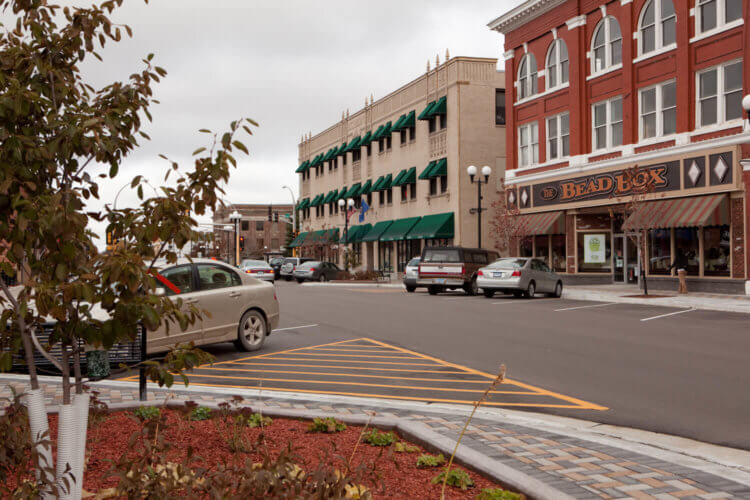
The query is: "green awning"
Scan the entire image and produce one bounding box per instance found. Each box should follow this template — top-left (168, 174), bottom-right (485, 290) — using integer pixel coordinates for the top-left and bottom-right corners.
top-left (391, 114), bottom-right (407, 132)
top-left (360, 130), bottom-right (373, 145)
top-left (344, 183), bottom-right (362, 198)
top-left (342, 224), bottom-right (372, 243)
top-left (401, 110), bottom-right (416, 129)
top-left (373, 121), bottom-right (392, 139)
top-left (406, 212), bottom-right (454, 240)
top-left (429, 96), bottom-right (447, 116)
top-left (295, 160), bottom-right (310, 173)
top-left (288, 231), bottom-right (309, 248)
top-left (380, 217), bottom-right (421, 242)
top-left (418, 101), bottom-right (436, 120)
top-left (359, 179), bottom-right (373, 194)
top-left (378, 173), bottom-right (393, 190)
top-left (430, 158), bottom-right (447, 177)
top-left (361, 220), bottom-right (394, 242)
top-left (393, 167), bottom-right (416, 186)
top-left (372, 124), bottom-right (385, 140)
top-left (336, 141), bottom-right (349, 156)
top-left (419, 161), bottom-right (436, 180)
top-left (322, 190), bottom-right (338, 204)
top-left (310, 194), bottom-right (324, 207)
top-left (310, 154), bottom-right (323, 167)
top-left (345, 136), bottom-right (362, 152)
top-left (322, 148), bottom-right (336, 162)
top-left (371, 175), bottom-right (386, 191)
top-left (297, 198), bottom-right (310, 210)
top-left (337, 187), bottom-right (348, 201)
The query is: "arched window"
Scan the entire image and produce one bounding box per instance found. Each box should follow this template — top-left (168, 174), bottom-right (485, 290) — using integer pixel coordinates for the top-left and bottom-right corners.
top-left (545, 39), bottom-right (569, 90)
top-left (517, 53), bottom-right (538, 100)
top-left (591, 16), bottom-right (622, 74)
top-left (639, 0), bottom-right (676, 55)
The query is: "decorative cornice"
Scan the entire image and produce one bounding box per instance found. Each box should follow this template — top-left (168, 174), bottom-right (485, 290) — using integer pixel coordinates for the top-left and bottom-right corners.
top-left (565, 15), bottom-right (587, 30)
top-left (487, 0), bottom-right (567, 34)
top-left (503, 49), bottom-right (515, 61)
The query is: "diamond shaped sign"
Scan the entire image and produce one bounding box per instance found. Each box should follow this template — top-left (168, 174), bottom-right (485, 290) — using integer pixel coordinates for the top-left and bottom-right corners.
top-left (520, 189), bottom-right (529, 207)
top-left (713, 156), bottom-right (729, 182)
top-left (508, 191), bottom-right (516, 204)
top-left (687, 161), bottom-right (701, 186)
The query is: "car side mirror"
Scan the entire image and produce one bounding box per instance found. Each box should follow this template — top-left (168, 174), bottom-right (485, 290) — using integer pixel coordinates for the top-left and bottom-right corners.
top-left (154, 287), bottom-right (166, 297)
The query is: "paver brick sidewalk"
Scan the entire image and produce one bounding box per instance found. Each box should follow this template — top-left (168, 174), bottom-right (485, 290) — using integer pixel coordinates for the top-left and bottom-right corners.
top-left (2, 376), bottom-right (749, 499)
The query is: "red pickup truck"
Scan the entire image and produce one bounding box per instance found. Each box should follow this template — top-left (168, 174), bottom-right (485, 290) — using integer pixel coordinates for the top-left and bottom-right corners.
top-left (417, 246), bottom-right (499, 296)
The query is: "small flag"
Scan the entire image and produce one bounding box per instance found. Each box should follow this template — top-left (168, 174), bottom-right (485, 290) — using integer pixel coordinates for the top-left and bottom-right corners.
top-left (359, 199), bottom-right (369, 223)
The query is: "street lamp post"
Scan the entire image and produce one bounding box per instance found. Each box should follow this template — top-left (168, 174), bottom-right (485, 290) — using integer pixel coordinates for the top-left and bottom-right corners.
top-left (743, 95), bottom-right (750, 131)
top-left (467, 165), bottom-right (492, 248)
top-left (229, 210), bottom-right (241, 266)
top-left (337, 197), bottom-right (355, 271)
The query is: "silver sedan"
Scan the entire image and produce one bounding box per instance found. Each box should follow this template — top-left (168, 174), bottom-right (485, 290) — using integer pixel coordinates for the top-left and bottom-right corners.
top-left (476, 257), bottom-right (563, 299)
top-left (240, 259), bottom-right (275, 282)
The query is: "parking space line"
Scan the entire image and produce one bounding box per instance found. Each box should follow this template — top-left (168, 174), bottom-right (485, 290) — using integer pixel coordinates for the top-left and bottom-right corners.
top-left (223, 361), bottom-right (469, 374)
top-left (211, 338), bottom-right (357, 366)
top-left (641, 308), bottom-right (695, 322)
top-left (242, 357), bottom-right (446, 366)
top-left (272, 324), bottom-right (319, 332)
top-left (284, 352), bottom-right (423, 359)
top-left (554, 302), bottom-right (617, 312)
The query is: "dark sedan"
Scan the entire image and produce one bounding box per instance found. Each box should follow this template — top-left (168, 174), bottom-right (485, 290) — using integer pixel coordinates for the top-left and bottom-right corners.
top-left (269, 257), bottom-right (285, 279)
top-left (293, 261), bottom-right (341, 283)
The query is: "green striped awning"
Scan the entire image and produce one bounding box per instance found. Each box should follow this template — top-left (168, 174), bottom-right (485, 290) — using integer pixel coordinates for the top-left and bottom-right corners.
top-left (337, 187), bottom-right (348, 201)
top-left (391, 169), bottom-right (408, 186)
top-left (401, 110), bottom-right (416, 129)
top-left (342, 224), bottom-right (372, 243)
top-left (418, 101), bottom-right (436, 120)
top-left (336, 141), bottom-right (349, 156)
top-left (393, 167), bottom-right (416, 186)
top-left (359, 179), bottom-right (373, 195)
top-left (380, 217), bottom-right (421, 242)
top-left (361, 220), bottom-right (394, 242)
top-left (295, 160), bottom-right (310, 173)
top-left (288, 232), bottom-right (309, 248)
top-left (419, 161), bottom-right (436, 180)
top-left (309, 194), bottom-right (324, 207)
top-left (406, 212), bottom-right (454, 240)
top-left (429, 96), bottom-right (447, 116)
top-left (371, 175), bottom-right (386, 192)
top-left (377, 173), bottom-right (393, 191)
top-left (373, 122), bottom-right (392, 139)
top-left (391, 114), bottom-right (407, 132)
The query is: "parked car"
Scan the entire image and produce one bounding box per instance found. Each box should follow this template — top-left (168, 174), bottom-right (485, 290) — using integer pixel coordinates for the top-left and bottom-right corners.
top-left (293, 261), bottom-right (341, 283)
top-left (240, 259), bottom-right (275, 283)
top-left (403, 257), bottom-right (421, 292)
top-left (279, 257), bottom-right (313, 281)
top-left (418, 247), bottom-right (499, 296)
top-left (476, 257), bottom-right (563, 299)
top-left (269, 257), bottom-right (286, 279)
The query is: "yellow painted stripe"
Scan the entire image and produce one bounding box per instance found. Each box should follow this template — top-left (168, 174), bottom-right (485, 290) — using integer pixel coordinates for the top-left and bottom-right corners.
top-left (240, 357), bottom-right (444, 366)
top-left (361, 337), bottom-right (608, 411)
top-left (211, 338), bottom-right (362, 366)
top-left (292, 348), bottom-right (405, 353)
top-left (269, 352), bottom-right (423, 359)
top-left (218, 361), bottom-right (469, 374)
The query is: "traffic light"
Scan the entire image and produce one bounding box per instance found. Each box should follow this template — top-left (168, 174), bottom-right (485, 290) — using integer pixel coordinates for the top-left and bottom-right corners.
top-left (239, 236), bottom-right (245, 251)
top-left (273, 212), bottom-right (278, 222)
top-left (267, 206), bottom-right (272, 221)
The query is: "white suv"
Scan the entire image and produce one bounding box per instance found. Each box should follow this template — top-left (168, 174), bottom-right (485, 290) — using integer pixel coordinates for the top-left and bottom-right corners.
top-left (279, 257), bottom-right (313, 281)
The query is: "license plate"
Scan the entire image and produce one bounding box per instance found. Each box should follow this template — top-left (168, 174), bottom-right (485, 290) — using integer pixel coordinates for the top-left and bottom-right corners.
top-left (433, 278), bottom-right (446, 285)
top-left (493, 272), bottom-right (506, 278)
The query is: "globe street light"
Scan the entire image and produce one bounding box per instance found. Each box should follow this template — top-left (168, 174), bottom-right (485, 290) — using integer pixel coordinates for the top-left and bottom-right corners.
top-left (338, 197), bottom-right (356, 271)
top-left (229, 210), bottom-right (242, 266)
top-left (467, 165), bottom-right (492, 248)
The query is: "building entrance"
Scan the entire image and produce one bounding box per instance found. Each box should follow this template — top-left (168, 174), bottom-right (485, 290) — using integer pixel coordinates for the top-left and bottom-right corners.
top-left (614, 235), bottom-right (639, 285)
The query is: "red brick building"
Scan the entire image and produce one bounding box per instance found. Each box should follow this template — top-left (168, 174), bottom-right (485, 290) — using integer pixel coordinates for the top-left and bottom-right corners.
top-left (489, 0), bottom-right (750, 294)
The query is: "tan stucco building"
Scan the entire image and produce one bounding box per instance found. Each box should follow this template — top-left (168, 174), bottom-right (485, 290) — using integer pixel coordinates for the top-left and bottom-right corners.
top-left (291, 56), bottom-right (507, 273)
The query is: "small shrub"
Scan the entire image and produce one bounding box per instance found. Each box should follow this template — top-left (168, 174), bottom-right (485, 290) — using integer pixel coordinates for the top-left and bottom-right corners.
top-left (362, 429), bottom-right (396, 447)
top-left (308, 417), bottom-right (347, 433)
top-left (189, 406), bottom-right (212, 421)
top-left (431, 468), bottom-right (474, 490)
top-left (236, 412), bottom-right (272, 428)
top-left (476, 488), bottom-right (524, 500)
top-left (416, 453), bottom-right (445, 468)
top-left (394, 442), bottom-right (419, 453)
top-left (133, 406), bottom-right (160, 421)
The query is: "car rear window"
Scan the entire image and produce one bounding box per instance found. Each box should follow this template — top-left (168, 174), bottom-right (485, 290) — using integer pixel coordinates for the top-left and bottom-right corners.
top-left (270, 258), bottom-right (284, 265)
top-left (407, 258), bottom-right (421, 267)
top-left (298, 261), bottom-right (320, 269)
top-left (489, 258), bottom-right (527, 269)
top-left (283, 258), bottom-right (297, 265)
top-left (422, 249), bottom-right (460, 263)
top-left (241, 260), bottom-right (267, 267)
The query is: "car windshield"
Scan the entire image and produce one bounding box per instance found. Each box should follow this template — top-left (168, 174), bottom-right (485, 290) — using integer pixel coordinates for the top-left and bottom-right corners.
top-left (283, 258), bottom-right (298, 265)
top-left (298, 261), bottom-right (320, 269)
top-left (422, 249), bottom-right (460, 263)
top-left (488, 258), bottom-right (527, 269)
top-left (241, 260), bottom-right (267, 268)
top-left (270, 258), bottom-right (284, 265)
top-left (407, 258), bottom-right (421, 267)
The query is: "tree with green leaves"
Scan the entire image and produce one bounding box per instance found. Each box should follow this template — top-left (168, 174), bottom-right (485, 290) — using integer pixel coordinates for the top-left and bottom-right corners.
top-left (0, 1), bottom-right (255, 497)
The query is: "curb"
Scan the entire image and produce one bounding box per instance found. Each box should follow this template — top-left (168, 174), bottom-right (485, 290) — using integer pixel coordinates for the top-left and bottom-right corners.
top-left (300, 282), bottom-right (403, 288)
top-left (563, 289), bottom-right (750, 314)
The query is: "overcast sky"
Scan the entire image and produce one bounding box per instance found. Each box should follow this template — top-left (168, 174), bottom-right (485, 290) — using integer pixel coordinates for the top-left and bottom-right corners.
top-left (9, 0), bottom-right (519, 245)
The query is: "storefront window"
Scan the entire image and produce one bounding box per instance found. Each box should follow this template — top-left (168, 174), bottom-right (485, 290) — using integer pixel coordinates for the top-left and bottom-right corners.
top-left (520, 237), bottom-right (533, 257)
top-left (379, 243), bottom-right (393, 273)
top-left (674, 228), bottom-right (699, 275)
top-left (551, 235), bottom-right (566, 272)
top-left (703, 225), bottom-right (730, 277)
top-left (534, 235), bottom-right (549, 264)
top-left (648, 229), bottom-right (671, 275)
top-left (577, 232), bottom-right (611, 273)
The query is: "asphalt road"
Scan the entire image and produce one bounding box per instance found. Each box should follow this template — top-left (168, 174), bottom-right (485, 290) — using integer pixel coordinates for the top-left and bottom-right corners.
top-left (162, 281), bottom-right (750, 450)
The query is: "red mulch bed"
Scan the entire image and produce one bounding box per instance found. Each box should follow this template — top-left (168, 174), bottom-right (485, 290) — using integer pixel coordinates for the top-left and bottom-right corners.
top-left (35, 409), bottom-right (510, 499)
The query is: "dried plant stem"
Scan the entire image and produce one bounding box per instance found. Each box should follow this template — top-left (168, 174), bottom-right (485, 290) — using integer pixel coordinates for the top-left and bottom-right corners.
top-left (346, 412), bottom-right (374, 475)
top-left (441, 364), bottom-right (506, 500)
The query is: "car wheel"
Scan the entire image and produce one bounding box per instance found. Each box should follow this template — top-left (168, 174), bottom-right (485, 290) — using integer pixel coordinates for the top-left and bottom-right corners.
top-left (428, 286), bottom-right (440, 295)
top-left (525, 281), bottom-right (536, 299)
top-left (513, 291), bottom-right (522, 298)
top-left (483, 289), bottom-right (495, 298)
top-left (405, 285), bottom-right (416, 293)
top-left (296, 278), bottom-right (304, 283)
top-left (318, 274), bottom-right (327, 282)
top-left (464, 277), bottom-right (479, 296)
top-left (284, 276), bottom-right (292, 281)
top-left (234, 310), bottom-right (266, 352)
top-left (552, 281), bottom-right (563, 298)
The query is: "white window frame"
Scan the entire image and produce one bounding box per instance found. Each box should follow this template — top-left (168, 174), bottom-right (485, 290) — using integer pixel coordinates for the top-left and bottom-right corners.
top-left (696, 0), bottom-right (743, 35)
top-left (545, 39), bottom-right (569, 91)
top-left (638, 0), bottom-right (677, 56)
top-left (517, 53), bottom-right (538, 100)
top-left (591, 96), bottom-right (623, 151)
top-left (696, 59), bottom-right (744, 128)
top-left (591, 16), bottom-right (623, 75)
top-left (546, 113), bottom-right (570, 161)
top-left (518, 122), bottom-right (539, 168)
top-left (638, 79), bottom-right (677, 140)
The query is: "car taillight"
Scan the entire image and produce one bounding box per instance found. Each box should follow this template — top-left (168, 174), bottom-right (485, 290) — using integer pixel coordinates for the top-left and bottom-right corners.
top-left (461, 265), bottom-right (465, 275)
top-left (511, 270), bottom-right (521, 277)
top-left (310, 268), bottom-right (317, 272)
top-left (477, 270), bottom-right (484, 277)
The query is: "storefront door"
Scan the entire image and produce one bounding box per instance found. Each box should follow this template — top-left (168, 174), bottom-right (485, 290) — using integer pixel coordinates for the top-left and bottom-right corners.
top-left (614, 235), bottom-right (639, 285)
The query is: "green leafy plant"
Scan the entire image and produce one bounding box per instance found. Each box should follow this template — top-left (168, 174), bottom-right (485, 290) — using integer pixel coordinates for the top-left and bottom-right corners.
top-left (394, 442), bottom-right (420, 453)
top-left (432, 468), bottom-right (474, 490)
top-left (133, 406), bottom-right (161, 421)
top-left (416, 453), bottom-right (445, 468)
top-left (237, 412), bottom-right (273, 428)
top-left (362, 429), bottom-right (396, 447)
top-left (189, 406), bottom-right (212, 421)
top-left (308, 417), bottom-right (347, 433)
top-left (476, 488), bottom-right (524, 500)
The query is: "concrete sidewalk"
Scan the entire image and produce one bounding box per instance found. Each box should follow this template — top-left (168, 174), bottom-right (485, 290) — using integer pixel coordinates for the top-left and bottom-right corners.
top-left (3, 374), bottom-right (750, 499)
